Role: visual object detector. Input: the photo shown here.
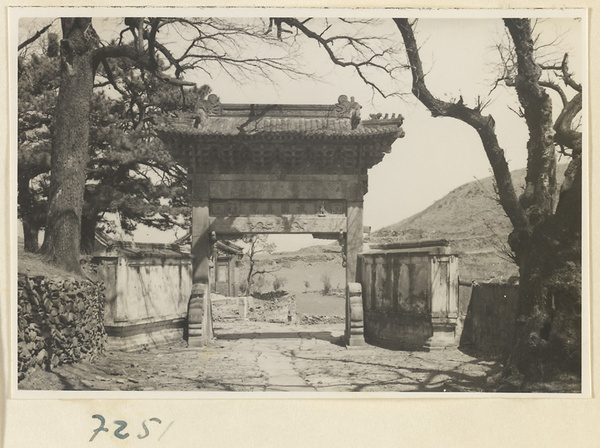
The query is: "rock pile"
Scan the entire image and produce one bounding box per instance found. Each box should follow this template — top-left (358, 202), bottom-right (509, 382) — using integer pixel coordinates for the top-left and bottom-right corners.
top-left (212, 293), bottom-right (298, 324)
top-left (17, 274), bottom-right (107, 381)
top-left (249, 293), bottom-right (297, 324)
top-left (299, 314), bottom-right (345, 325)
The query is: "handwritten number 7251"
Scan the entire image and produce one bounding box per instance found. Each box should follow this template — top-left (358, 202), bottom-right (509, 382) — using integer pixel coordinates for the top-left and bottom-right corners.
top-left (90, 415), bottom-right (171, 442)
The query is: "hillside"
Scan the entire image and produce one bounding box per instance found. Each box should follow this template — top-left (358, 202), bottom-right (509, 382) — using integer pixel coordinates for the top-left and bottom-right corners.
top-left (372, 165), bottom-right (567, 282)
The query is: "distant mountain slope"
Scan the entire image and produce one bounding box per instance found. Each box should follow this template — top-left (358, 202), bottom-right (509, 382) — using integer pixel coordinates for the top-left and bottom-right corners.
top-left (372, 165), bottom-right (566, 282)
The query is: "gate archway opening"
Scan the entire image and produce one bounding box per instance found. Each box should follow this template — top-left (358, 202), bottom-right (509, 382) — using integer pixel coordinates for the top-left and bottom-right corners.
top-left (158, 94), bottom-right (405, 347)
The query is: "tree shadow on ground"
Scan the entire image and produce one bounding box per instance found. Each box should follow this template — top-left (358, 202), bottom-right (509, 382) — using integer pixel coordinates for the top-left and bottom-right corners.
top-left (49, 371), bottom-right (84, 390)
top-left (458, 343), bottom-right (507, 362)
top-left (216, 331), bottom-right (345, 346)
top-left (291, 353), bottom-right (503, 392)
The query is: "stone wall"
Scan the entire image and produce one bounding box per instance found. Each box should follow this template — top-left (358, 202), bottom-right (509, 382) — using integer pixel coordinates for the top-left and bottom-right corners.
top-left (17, 274), bottom-right (106, 381)
top-left (93, 254), bottom-right (192, 350)
top-left (359, 242), bottom-right (459, 350)
top-left (459, 282), bottom-right (519, 356)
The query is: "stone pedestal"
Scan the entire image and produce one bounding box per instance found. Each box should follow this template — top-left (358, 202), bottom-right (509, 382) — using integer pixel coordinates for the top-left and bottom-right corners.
top-left (344, 201), bottom-right (366, 347)
top-left (188, 282), bottom-right (213, 347)
top-left (346, 282), bottom-right (366, 347)
top-left (189, 197), bottom-right (213, 347)
top-left (427, 319), bottom-right (458, 349)
top-left (360, 243), bottom-right (460, 350)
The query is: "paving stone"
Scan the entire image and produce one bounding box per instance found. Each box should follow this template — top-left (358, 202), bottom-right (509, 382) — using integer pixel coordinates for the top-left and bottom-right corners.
top-left (19, 320), bottom-right (502, 392)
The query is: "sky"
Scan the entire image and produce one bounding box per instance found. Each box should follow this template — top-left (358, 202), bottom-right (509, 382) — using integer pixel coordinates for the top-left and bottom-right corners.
top-left (16, 11), bottom-right (584, 252)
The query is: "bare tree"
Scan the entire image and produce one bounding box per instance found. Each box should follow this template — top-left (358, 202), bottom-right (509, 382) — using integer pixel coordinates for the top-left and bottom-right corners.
top-left (243, 235), bottom-right (280, 294)
top-left (273, 18), bottom-right (406, 97)
top-left (281, 17), bottom-right (582, 387)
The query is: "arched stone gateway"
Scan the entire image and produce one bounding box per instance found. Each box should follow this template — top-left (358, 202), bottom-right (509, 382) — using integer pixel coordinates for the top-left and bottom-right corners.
top-left (158, 95), bottom-right (405, 347)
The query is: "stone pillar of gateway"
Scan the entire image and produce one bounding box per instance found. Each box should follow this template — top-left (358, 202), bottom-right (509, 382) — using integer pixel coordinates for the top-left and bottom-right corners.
top-left (157, 94), bottom-right (405, 347)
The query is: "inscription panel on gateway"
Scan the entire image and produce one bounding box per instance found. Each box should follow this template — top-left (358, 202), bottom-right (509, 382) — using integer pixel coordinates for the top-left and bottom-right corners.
top-left (209, 200), bottom-right (345, 217)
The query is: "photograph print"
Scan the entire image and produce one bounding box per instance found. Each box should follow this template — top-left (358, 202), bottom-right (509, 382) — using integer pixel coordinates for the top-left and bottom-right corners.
top-left (15, 10), bottom-right (586, 394)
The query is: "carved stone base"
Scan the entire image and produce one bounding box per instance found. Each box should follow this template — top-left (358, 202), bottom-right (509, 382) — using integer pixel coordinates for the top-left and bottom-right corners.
top-left (188, 282), bottom-right (213, 347)
top-left (426, 320), bottom-right (457, 349)
top-left (345, 282), bottom-right (366, 347)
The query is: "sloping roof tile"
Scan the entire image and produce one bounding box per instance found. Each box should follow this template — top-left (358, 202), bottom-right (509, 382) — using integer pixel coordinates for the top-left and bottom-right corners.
top-left (158, 100), bottom-right (404, 140)
top-left (160, 115), bottom-right (403, 139)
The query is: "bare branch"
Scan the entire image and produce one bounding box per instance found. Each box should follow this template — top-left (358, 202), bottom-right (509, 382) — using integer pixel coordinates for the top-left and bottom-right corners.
top-left (505, 18), bottom-right (559, 218)
top-left (554, 91), bottom-right (582, 153)
top-left (19, 23), bottom-right (53, 51)
top-left (276, 17), bottom-right (399, 98)
top-left (93, 44), bottom-right (143, 64)
top-left (394, 18), bottom-right (527, 230)
top-left (560, 53), bottom-right (582, 92)
top-left (100, 59), bottom-right (127, 97)
top-left (507, 104), bottom-right (525, 118)
top-left (93, 44), bottom-right (195, 87)
top-left (539, 80), bottom-right (567, 106)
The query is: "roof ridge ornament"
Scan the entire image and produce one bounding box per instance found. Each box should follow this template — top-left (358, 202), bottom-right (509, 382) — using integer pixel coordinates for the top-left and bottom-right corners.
top-left (366, 112), bottom-right (404, 127)
top-left (335, 95), bottom-right (361, 129)
top-left (195, 93), bottom-right (223, 116)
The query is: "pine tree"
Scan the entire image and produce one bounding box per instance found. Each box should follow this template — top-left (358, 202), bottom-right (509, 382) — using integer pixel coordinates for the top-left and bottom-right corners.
top-left (18, 48), bottom-right (195, 253)
top-left (19, 17), bottom-right (301, 265)
top-left (18, 39), bottom-right (58, 252)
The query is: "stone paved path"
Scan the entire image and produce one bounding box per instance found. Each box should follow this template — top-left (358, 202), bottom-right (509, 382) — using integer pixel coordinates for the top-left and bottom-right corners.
top-left (215, 323), bottom-right (344, 391)
top-left (256, 344), bottom-right (315, 391)
top-left (19, 321), bottom-right (502, 393)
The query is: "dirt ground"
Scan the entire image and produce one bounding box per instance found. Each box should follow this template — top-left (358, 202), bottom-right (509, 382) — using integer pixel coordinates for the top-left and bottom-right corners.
top-left (18, 250), bottom-right (577, 394)
top-left (18, 286), bottom-right (502, 393)
top-left (19, 319), bottom-right (502, 393)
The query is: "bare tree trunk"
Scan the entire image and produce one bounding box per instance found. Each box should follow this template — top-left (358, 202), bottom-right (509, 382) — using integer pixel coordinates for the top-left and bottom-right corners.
top-left (22, 220), bottom-right (40, 253)
top-left (18, 174), bottom-right (41, 252)
top-left (39, 19), bottom-right (96, 274)
top-left (503, 221), bottom-right (581, 389)
top-left (499, 19), bottom-right (581, 389)
top-left (246, 238), bottom-right (257, 294)
top-left (80, 212), bottom-right (98, 255)
top-left (394, 18), bottom-right (581, 388)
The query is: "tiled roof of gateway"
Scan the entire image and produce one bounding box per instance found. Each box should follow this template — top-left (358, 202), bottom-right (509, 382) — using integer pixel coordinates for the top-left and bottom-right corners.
top-left (157, 95), bottom-right (404, 140)
top-left (93, 230), bottom-right (190, 259)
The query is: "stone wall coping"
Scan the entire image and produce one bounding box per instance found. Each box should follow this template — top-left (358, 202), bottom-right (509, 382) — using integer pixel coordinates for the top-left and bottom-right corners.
top-left (364, 239), bottom-right (456, 256)
top-left (361, 246), bottom-right (456, 256)
top-left (107, 315), bottom-right (187, 328)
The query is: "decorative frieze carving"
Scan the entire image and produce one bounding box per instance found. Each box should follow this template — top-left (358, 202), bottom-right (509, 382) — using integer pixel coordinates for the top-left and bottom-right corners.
top-left (191, 140), bottom-right (387, 175)
top-left (330, 202), bottom-right (344, 214)
top-left (248, 220), bottom-right (275, 232)
top-left (210, 215), bottom-right (347, 235)
top-left (210, 200), bottom-right (346, 217)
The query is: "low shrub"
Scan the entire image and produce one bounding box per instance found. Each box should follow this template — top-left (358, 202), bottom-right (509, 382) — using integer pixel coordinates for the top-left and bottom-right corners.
top-left (251, 290), bottom-right (287, 301)
top-left (273, 276), bottom-right (287, 291)
top-left (321, 273), bottom-right (332, 295)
